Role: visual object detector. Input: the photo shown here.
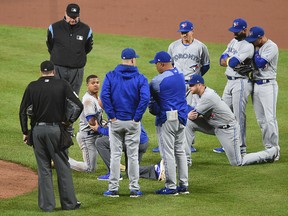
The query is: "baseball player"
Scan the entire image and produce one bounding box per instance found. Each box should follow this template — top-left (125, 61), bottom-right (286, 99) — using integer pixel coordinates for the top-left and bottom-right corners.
top-left (214, 18), bottom-right (254, 155)
top-left (151, 20), bottom-right (210, 159)
top-left (186, 74), bottom-right (279, 166)
top-left (68, 75), bottom-right (103, 172)
top-left (93, 121), bottom-right (148, 180)
top-left (245, 26), bottom-right (280, 159)
top-left (149, 51), bottom-right (189, 195)
top-left (168, 20), bottom-right (210, 80)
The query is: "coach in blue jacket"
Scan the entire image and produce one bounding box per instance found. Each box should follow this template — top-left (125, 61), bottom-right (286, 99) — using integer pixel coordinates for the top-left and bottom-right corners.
top-left (149, 51), bottom-right (189, 195)
top-left (100, 48), bottom-right (150, 197)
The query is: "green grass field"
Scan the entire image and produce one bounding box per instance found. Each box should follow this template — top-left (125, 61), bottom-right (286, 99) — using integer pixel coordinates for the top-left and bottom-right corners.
top-left (0, 26), bottom-right (287, 216)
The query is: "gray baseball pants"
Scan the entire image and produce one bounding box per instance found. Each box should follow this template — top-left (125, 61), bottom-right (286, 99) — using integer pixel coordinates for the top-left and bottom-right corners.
top-left (157, 119), bottom-right (188, 189)
top-left (108, 120), bottom-right (141, 191)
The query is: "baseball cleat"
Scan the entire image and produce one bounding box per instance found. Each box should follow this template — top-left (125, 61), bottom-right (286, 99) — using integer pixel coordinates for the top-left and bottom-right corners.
top-left (191, 146), bottom-right (197, 153)
top-left (213, 147), bottom-right (225, 153)
top-left (97, 173), bottom-right (123, 181)
top-left (152, 146), bottom-right (160, 152)
top-left (177, 186), bottom-right (190, 195)
top-left (155, 187), bottom-right (179, 195)
top-left (130, 190), bottom-right (143, 198)
top-left (103, 190), bottom-right (119, 197)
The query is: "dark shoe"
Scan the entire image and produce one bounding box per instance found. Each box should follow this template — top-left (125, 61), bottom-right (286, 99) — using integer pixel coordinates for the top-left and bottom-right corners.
top-left (75, 201), bottom-right (81, 209)
top-left (130, 190), bottom-right (143, 198)
top-left (155, 187), bottom-right (178, 195)
top-left (177, 186), bottom-right (189, 195)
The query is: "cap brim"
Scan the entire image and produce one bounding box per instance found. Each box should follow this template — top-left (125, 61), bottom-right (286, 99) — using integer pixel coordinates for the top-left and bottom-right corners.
top-left (245, 37), bottom-right (258, 42)
top-left (67, 13), bottom-right (79, 18)
top-left (149, 60), bottom-right (157, 64)
top-left (228, 27), bottom-right (242, 33)
top-left (177, 29), bottom-right (192, 32)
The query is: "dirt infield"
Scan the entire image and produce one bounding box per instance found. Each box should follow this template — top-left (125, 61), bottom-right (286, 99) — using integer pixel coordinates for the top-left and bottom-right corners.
top-left (0, 0), bottom-right (286, 199)
top-left (1, 0), bottom-right (287, 49)
top-left (0, 160), bottom-right (38, 199)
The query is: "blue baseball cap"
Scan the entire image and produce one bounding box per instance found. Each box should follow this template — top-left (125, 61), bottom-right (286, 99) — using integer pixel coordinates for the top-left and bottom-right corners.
top-left (149, 51), bottom-right (172, 64)
top-left (177, 20), bottom-right (194, 32)
top-left (188, 74), bottom-right (204, 85)
top-left (121, 48), bottom-right (139, 59)
top-left (245, 26), bottom-right (265, 42)
top-left (228, 18), bottom-right (247, 33)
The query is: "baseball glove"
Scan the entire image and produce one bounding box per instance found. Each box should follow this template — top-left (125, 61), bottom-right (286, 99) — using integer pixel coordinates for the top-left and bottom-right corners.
top-left (234, 58), bottom-right (254, 76)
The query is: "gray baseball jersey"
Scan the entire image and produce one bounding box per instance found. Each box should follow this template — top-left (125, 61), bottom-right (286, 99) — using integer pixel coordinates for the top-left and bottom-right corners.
top-left (168, 38), bottom-right (210, 80)
top-left (252, 39), bottom-right (279, 155)
top-left (69, 92), bottom-right (103, 172)
top-left (194, 87), bottom-right (236, 126)
top-left (223, 39), bottom-right (254, 78)
top-left (185, 87), bottom-right (279, 165)
top-left (79, 92), bottom-right (103, 131)
top-left (221, 39), bottom-right (254, 152)
top-left (253, 39), bottom-right (278, 80)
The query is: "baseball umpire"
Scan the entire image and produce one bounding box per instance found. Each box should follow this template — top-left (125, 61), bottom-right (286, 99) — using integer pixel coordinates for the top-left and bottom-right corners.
top-left (19, 60), bottom-right (83, 212)
top-left (46, 3), bottom-right (93, 135)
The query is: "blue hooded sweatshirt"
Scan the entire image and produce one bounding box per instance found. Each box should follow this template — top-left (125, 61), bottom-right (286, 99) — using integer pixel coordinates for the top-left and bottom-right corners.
top-left (101, 64), bottom-right (150, 122)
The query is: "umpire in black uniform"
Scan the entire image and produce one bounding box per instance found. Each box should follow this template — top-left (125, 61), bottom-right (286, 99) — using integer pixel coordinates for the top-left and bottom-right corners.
top-left (19, 60), bottom-right (83, 212)
top-left (46, 3), bottom-right (93, 135)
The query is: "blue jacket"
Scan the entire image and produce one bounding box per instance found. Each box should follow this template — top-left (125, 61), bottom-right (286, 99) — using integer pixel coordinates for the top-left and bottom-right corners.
top-left (101, 64), bottom-right (150, 122)
top-left (149, 67), bottom-right (187, 126)
top-left (97, 123), bottom-right (149, 144)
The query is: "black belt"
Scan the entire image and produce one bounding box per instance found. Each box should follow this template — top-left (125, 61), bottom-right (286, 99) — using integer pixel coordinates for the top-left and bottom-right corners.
top-left (218, 125), bottom-right (231, 129)
top-left (254, 79), bottom-right (271, 85)
top-left (226, 76), bottom-right (244, 80)
top-left (35, 122), bottom-right (59, 126)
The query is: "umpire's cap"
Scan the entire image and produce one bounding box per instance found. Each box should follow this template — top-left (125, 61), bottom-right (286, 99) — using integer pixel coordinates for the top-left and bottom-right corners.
top-left (66, 3), bottom-right (80, 18)
top-left (40, 60), bottom-right (54, 72)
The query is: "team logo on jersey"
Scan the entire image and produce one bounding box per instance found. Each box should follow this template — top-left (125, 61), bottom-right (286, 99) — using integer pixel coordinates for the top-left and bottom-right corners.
top-left (190, 64), bottom-right (199, 72)
top-left (76, 35), bottom-right (84, 40)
